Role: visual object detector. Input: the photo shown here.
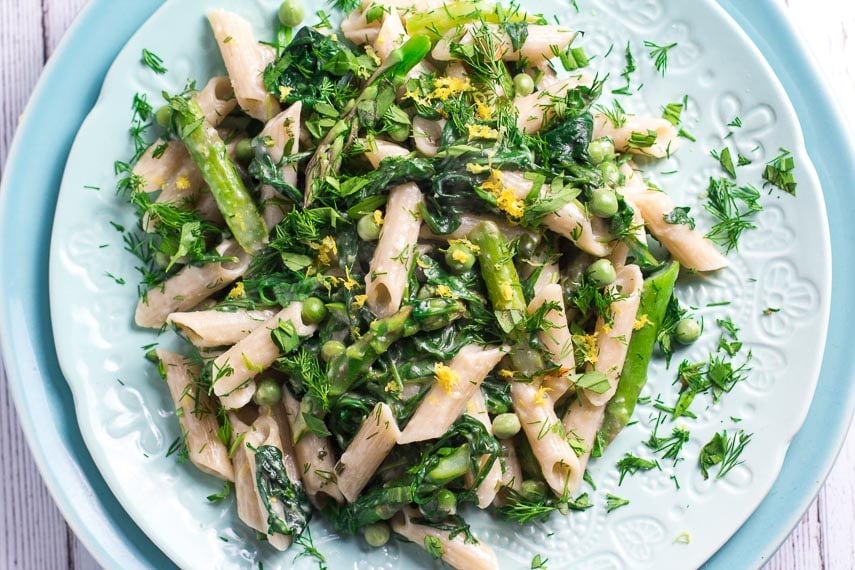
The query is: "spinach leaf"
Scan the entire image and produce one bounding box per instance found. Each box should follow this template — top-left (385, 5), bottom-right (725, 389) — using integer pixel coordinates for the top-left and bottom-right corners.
top-left (254, 445), bottom-right (312, 537)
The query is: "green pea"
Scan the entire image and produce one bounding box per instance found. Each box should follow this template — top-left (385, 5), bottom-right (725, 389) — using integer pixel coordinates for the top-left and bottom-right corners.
top-left (321, 340), bottom-right (346, 362)
top-left (491, 413), bottom-right (521, 439)
top-left (357, 213), bottom-right (382, 241)
top-left (435, 489), bottom-right (457, 515)
top-left (516, 233), bottom-right (539, 259)
top-left (513, 73), bottom-right (535, 97)
top-left (155, 105), bottom-right (172, 129)
top-left (589, 187), bottom-right (619, 218)
top-left (278, 0), bottom-right (305, 27)
top-left (301, 297), bottom-right (328, 324)
top-left (253, 378), bottom-right (282, 407)
top-left (362, 522), bottom-right (390, 548)
top-left (675, 317), bottom-right (702, 344)
top-left (444, 243), bottom-right (476, 273)
top-left (387, 122), bottom-right (410, 143)
top-left (600, 161), bottom-right (621, 186)
top-left (586, 258), bottom-right (617, 287)
top-left (587, 137), bottom-right (615, 165)
top-left (520, 479), bottom-right (547, 501)
top-left (235, 138), bottom-right (254, 163)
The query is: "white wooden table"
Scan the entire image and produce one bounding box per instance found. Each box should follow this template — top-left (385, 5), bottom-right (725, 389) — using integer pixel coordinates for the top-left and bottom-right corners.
top-left (0, 1), bottom-right (853, 568)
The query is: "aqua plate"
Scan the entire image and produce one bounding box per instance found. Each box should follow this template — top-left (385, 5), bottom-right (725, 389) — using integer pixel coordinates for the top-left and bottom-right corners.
top-left (0, 0), bottom-right (851, 569)
top-left (43, 0), bottom-right (834, 568)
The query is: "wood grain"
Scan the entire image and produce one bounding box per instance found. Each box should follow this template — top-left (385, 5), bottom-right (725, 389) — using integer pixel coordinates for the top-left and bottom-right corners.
top-left (0, 1), bottom-right (852, 569)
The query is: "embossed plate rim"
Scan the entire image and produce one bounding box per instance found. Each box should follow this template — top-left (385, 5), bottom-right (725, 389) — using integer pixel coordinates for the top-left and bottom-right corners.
top-left (46, 0), bottom-right (832, 568)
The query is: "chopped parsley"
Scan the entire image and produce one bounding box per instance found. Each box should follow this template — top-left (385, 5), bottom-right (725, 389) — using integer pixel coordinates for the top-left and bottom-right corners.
top-left (605, 494), bottom-right (631, 513)
top-left (763, 148), bottom-right (797, 195)
top-left (699, 429), bottom-right (752, 480)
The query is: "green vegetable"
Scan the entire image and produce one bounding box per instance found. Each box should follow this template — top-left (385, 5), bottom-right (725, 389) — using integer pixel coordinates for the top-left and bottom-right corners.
top-left (600, 161), bottom-right (620, 185)
top-left (167, 95), bottom-right (268, 254)
top-left (520, 480), bottom-right (547, 501)
top-left (155, 105), bottom-right (172, 128)
top-left (301, 297), bottom-right (328, 324)
top-left (699, 429), bottom-right (752, 480)
top-left (444, 243), bottom-right (476, 273)
top-left (234, 138), bottom-right (254, 162)
top-left (589, 187), bottom-right (618, 218)
top-left (585, 258), bottom-right (616, 287)
top-left (600, 261), bottom-right (680, 444)
top-left (362, 522), bottom-right (390, 547)
top-left (470, 221), bottom-right (526, 334)
top-left (253, 378), bottom-right (283, 407)
top-left (426, 444), bottom-right (471, 484)
top-left (675, 317), bottom-right (701, 344)
top-left (587, 138), bottom-right (615, 165)
top-left (513, 73), bottom-right (534, 96)
top-left (321, 340), bottom-right (346, 362)
top-left (357, 213), bottom-right (381, 241)
top-left (327, 299), bottom-right (465, 396)
top-left (254, 445), bottom-right (312, 536)
top-left (278, 0), bottom-right (305, 27)
top-left (491, 412), bottom-right (521, 439)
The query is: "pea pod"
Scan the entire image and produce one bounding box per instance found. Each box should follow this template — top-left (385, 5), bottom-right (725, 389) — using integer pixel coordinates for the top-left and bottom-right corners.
top-left (600, 261), bottom-right (680, 445)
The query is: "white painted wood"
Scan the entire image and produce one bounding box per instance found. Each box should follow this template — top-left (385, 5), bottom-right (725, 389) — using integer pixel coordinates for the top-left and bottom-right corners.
top-left (0, 1), bottom-right (851, 569)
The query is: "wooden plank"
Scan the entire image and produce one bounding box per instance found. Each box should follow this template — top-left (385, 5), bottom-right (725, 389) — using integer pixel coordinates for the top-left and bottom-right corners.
top-left (0, 366), bottom-right (69, 568)
top-left (44, 0), bottom-right (88, 57)
top-left (764, 500), bottom-right (824, 569)
top-left (819, 421), bottom-right (855, 568)
top-left (0, 0), bottom-right (72, 566)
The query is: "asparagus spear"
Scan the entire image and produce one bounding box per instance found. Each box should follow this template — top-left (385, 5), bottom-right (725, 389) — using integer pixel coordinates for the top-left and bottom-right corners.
top-left (600, 261), bottom-right (680, 444)
top-left (327, 298), bottom-right (465, 396)
top-left (470, 221), bottom-right (544, 375)
top-left (167, 95), bottom-right (268, 254)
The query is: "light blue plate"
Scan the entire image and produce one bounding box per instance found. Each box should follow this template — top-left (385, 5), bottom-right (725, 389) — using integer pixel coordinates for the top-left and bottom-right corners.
top-left (0, 1), bottom-right (852, 569)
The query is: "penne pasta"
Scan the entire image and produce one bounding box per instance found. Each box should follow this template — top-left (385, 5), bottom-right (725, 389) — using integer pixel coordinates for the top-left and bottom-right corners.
top-left (167, 309), bottom-right (275, 348)
top-left (392, 508), bottom-right (499, 570)
top-left (515, 73), bottom-right (593, 134)
top-left (432, 24), bottom-right (576, 65)
top-left (593, 113), bottom-right (679, 158)
top-left (399, 344), bottom-right (505, 444)
top-left (135, 239), bottom-right (251, 328)
top-left (336, 403), bottom-right (401, 502)
top-left (365, 182), bottom-right (424, 317)
top-left (511, 381), bottom-right (583, 496)
top-left (208, 10), bottom-right (280, 122)
top-left (464, 389), bottom-right (505, 508)
top-left (257, 102), bottom-right (302, 228)
top-left (528, 283), bottom-right (577, 400)
top-left (212, 302), bottom-right (317, 409)
top-left (158, 350), bottom-right (234, 481)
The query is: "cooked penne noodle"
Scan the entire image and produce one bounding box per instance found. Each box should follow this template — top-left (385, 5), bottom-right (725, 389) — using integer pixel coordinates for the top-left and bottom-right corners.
top-left (502, 170), bottom-right (613, 256)
top-left (620, 170), bottom-right (728, 271)
top-left (464, 389), bottom-right (504, 508)
top-left (585, 264), bottom-right (643, 406)
top-left (257, 102), bottom-right (302, 227)
top-left (196, 76), bottom-right (238, 127)
top-left (282, 391), bottom-right (345, 506)
top-left (365, 182), bottom-right (424, 317)
top-left (593, 113), bottom-right (679, 158)
top-left (167, 309), bottom-right (275, 348)
top-left (528, 283), bottom-right (577, 400)
top-left (432, 24), bottom-right (576, 65)
top-left (212, 302), bottom-right (317, 409)
top-left (419, 213), bottom-right (532, 242)
top-left (336, 403), bottom-right (401, 502)
top-left (392, 508), bottom-right (499, 570)
top-left (399, 344), bottom-right (504, 444)
top-left (208, 10), bottom-right (279, 122)
top-left (158, 350), bottom-right (234, 481)
top-left (511, 381), bottom-right (583, 496)
top-left (561, 395), bottom-right (605, 473)
top-left (135, 239), bottom-right (251, 328)
top-left (515, 73), bottom-right (593, 134)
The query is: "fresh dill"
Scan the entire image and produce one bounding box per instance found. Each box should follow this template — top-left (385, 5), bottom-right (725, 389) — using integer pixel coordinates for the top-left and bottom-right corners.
top-left (704, 177), bottom-right (762, 252)
top-left (643, 40), bottom-right (677, 75)
top-left (605, 494), bottom-right (631, 513)
top-left (141, 48), bottom-right (167, 74)
top-left (615, 453), bottom-right (660, 485)
top-left (612, 41), bottom-right (636, 95)
top-left (699, 429), bottom-right (752, 480)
